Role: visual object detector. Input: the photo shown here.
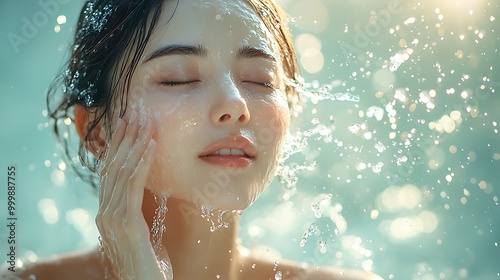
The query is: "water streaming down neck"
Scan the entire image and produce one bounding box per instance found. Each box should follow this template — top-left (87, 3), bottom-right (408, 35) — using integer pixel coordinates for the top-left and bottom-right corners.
top-left (152, 194), bottom-right (173, 280)
top-left (98, 194), bottom-right (173, 279)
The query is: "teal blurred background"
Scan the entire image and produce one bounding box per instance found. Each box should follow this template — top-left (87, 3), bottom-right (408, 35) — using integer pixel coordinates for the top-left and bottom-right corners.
top-left (1, 0), bottom-right (499, 279)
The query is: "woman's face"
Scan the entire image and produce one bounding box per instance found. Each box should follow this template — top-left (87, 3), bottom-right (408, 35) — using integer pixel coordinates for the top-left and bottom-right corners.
top-left (122, 0), bottom-right (290, 210)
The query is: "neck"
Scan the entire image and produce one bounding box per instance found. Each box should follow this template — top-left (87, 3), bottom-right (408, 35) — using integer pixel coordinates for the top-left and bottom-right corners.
top-left (142, 190), bottom-right (241, 280)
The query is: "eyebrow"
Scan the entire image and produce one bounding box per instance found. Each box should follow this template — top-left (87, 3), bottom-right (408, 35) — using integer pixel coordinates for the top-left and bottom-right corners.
top-left (144, 44), bottom-right (207, 62)
top-left (237, 45), bottom-right (277, 62)
top-left (144, 44), bottom-right (277, 63)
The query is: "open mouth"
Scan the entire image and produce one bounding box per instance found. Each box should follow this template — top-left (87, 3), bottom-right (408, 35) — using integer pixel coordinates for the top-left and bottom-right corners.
top-left (206, 148), bottom-right (252, 157)
top-left (199, 136), bottom-right (256, 168)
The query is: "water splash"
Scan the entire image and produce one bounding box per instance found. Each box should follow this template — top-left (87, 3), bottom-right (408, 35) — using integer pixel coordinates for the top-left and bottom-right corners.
top-left (389, 48), bottom-right (413, 72)
top-left (275, 270), bottom-right (283, 280)
top-left (318, 240), bottom-right (327, 254)
top-left (311, 194), bottom-right (333, 218)
top-left (97, 235), bottom-right (111, 279)
top-left (151, 194), bottom-right (173, 279)
top-left (299, 223), bottom-right (319, 247)
top-left (151, 195), bottom-right (167, 251)
top-left (212, 210), bottom-right (230, 232)
top-left (277, 78), bottom-right (355, 201)
top-left (79, 1), bottom-right (115, 37)
top-left (201, 204), bottom-right (213, 218)
top-left (201, 205), bottom-right (230, 232)
top-left (62, 68), bottom-right (100, 107)
top-left (280, 131), bottom-right (309, 163)
top-left (288, 79), bottom-right (360, 102)
top-left (98, 235), bottom-right (103, 252)
top-left (277, 161), bottom-right (317, 201)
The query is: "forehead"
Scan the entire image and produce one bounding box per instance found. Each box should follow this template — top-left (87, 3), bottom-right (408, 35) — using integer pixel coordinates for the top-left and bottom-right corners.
top-left (144, 0), bottom-right (278, 56)
top-left (195, 0), bottom-right (252, 14)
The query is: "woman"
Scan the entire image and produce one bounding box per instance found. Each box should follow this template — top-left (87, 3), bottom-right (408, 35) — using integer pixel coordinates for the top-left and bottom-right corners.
top-left (8, 0), bottom-right (382, 279)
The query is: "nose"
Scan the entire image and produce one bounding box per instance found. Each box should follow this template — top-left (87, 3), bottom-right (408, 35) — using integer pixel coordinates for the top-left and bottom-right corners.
top-left (209, 80), bottom-right (250, 127)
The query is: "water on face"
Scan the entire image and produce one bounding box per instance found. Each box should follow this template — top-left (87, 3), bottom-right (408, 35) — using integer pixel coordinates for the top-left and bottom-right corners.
top-left (4, 0), bottom-right (500, 279)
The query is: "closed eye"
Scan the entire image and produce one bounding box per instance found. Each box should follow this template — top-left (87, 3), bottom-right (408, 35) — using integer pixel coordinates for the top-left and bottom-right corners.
top-left (246, 81), bottom-right (278, 90)
top-left (161, 80), bottom-right (199, 86)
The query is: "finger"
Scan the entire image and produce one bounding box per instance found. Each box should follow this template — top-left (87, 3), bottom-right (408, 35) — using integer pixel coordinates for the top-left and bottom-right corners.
top-left (136, 112), bottom-right (157, 149)
top-left (102, 139), bottom-right (156, 267)
top-left (103, 108), bottom-right (139, 174)
top-left (107, 114), bottom-right (154, 214)
top-left (95, 111), bottom-right (158, 275)
top-left (110, 139), bottom-right (157, 244)
top-left (101, 108), bottom-right (137, 176)
top-left (100, 110), bottom-right (141, 209)
top-left (127, 138), bottom-right (157, 218)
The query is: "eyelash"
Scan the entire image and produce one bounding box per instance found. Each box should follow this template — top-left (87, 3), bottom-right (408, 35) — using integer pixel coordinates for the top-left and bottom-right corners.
top-left (257, 82), bottom-right (277, 90)
top-left (161, 81), bottom-right (197, 87)
top-left (160, 80), bottom-right (277, 90)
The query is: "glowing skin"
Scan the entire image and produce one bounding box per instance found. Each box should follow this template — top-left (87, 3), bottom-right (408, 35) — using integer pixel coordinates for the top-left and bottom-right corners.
top-left (127, 0), bottom-right (290, 210)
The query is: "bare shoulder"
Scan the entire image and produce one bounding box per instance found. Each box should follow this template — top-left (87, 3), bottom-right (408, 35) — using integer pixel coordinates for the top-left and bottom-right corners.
top-left (239, 247), bottom-right (383, 280)
top-left (0, 248), bottom-right (104, 280)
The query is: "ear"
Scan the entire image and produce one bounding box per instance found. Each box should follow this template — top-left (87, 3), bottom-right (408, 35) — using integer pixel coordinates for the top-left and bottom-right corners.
top-left (74, 105), bottom-right (106, 156)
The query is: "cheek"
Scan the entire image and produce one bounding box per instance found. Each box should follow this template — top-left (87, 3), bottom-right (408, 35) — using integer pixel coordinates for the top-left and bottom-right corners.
top-left (256, 94), bottom-right (290, 148)
top-left (252, 94), bottom-right (290, 178)
top-left (143, 98), bottom-right (201, 194)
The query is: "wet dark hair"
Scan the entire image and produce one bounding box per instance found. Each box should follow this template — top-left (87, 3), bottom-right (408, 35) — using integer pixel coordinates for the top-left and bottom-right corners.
top-left (47, 0), bottom-right (299, 190)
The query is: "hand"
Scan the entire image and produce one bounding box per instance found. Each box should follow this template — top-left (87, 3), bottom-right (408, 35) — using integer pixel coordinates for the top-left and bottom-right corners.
top-left (95, 109), bottom-right (172, 279)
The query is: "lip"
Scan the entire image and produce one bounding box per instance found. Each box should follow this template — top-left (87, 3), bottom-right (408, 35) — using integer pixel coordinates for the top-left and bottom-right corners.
top-left (199, 135), bottom-right (256, 168)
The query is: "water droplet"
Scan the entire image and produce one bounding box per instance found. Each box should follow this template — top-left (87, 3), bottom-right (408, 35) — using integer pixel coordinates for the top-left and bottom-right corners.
top-left (311, 118), bottom-right (320, 125)
top-left (98, 236), bottom-right (103, 252)
top-left (287, 79), bottom-right (359, 103)
top-left (348, 123), bottom-right (363, 134)
top-left (79, 2), bottom-right (115, 37)
top-left (300, 224), bottom-right (318, 247)
top-left (310, 194), bottom-right (332, 218)
top-left (151, 194), bottom-right (173, 279)
top-left (201, 206), bottom-right (229, 232)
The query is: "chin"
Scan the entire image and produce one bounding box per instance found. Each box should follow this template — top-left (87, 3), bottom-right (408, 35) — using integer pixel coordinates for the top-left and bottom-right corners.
top-left (146, 155), bottom-right (280, 211)
top-left (187, 180), bottom-right (266, 211)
